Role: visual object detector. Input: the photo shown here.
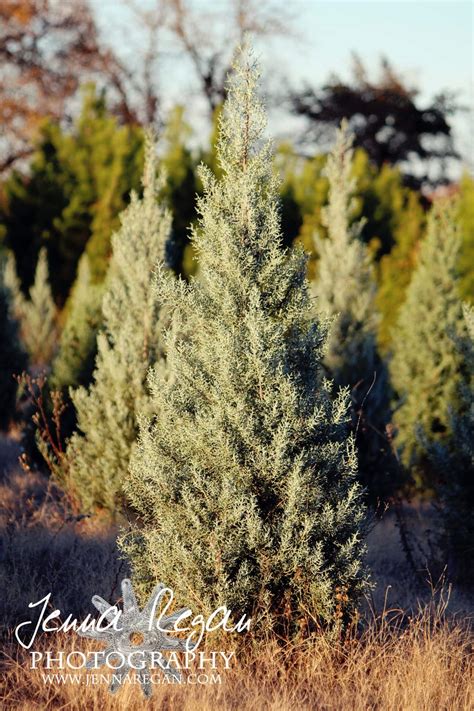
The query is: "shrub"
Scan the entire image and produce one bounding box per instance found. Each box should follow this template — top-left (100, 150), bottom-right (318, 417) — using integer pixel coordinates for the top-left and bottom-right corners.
top-left (428, 303), bottom-right (474, 581)
top-left (64, 136), bottom-right (173, 513)
top-left (390, 200), bottom-right (465, 477)
top-left (313, 122), bottom-right (398, 503)
top-left (5, 248), bottom-right (57, 366)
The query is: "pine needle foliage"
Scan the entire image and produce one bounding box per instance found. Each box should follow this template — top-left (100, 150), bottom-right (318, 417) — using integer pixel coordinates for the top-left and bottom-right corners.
top-left (428, 303), bottom-right (474, 581)
top-left (122, 49), bottom-right (368, 634)
top-left (25, 248), bottom-right (57, 366)
top-left (0, 261), bottom-right (27, 430)
top-left (390, 200), bottom-right (465, 474)
top-left (5, 248), bottom-right (57, 366)
top-left (313, 123), bottom-right (397, 503)
top-left (3, 251), bottom-right (26, 322)
top-left (65, 137), bottom-right (173, 513)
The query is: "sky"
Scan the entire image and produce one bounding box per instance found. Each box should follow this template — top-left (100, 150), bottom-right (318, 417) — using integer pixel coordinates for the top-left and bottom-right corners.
top-left (93, 0), bottom-right (473, 165)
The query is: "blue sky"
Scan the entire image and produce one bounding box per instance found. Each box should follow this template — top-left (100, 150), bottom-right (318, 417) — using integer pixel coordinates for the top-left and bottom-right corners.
top-left (284, 1), bottom-right (472, 91)
top-left (93, 0), bottom-right (473, 163)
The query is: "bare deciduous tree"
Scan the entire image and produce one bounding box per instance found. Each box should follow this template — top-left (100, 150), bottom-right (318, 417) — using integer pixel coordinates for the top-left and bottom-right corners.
top-left (165, 0), bottom-right (294, 114)
top-left (0, 0), bottom-right (104, 172)
top-left (0, 0), bottom-right (165, 173)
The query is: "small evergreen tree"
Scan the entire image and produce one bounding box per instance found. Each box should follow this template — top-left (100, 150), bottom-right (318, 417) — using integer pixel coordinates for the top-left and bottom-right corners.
top-left (65, 137), bottom-right (173, 513)
top-left (279, 139), bottom-right (425, 273)
top-left (122, 49), bottom-right (368, 633)
top-left (313, 123), bottom-right (397, 503)
top-left (0, 263), bottom-right (27, 430)
top-left (428, 303), bottom-right (474, 582)
top-left (3, 251), bottom-right (27, 323)
top-left (51, 254), bottom-right (104, 390)
top-left (7, 248), bottom-right (58, 366)
top-left (390, 200), bottom-right (465, 475)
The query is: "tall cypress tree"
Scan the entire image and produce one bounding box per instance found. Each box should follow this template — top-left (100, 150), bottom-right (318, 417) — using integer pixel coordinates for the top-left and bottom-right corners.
top-left (390, 200), bottom-right (465, 475)
top-left (123, 49), bottom-right (368, 633)
top-left (428, 303), bottom-right (474, 581)
top-left (65, 137), bottom-right (173, 513)
top-left (313, 123), bottom-right (397, 503)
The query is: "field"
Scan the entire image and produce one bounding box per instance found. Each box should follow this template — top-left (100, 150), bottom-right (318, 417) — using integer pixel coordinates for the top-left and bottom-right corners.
top-left (1, 432), bottom-right (473, 710)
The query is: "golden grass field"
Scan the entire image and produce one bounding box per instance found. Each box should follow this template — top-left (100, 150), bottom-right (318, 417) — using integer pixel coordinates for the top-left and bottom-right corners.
top-left (1, 433), bottom-right (473, 710)
top-left (2, 603), bottom-right (473, 711)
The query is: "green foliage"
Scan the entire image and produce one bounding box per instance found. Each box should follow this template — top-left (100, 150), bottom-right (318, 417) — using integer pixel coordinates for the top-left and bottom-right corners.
top-left (65, 137), bottom-right (173, 513)
top-left (0, 123), bottom-right (69, 298)
top-left (199, 104), bottom-right (224, 179)
top-left (390, 200), bottom-right (465, 476)
top-left (3, 250), bottom-right (26, 323)
top-left (313, 123), bottom-right (398, 502)
top-left (122, 50), bottom-right (368, 633)
top-left (159, 106), bottom-right (199, 277)
top-left (428, 304), bottom-right (474, 581)
top-left (77, 90), bottom-right (144, 285)
top-left (6, 248), bottom-right (57, 366)
top-left (51, 254), bottom-right (105, 391)
top-left (314, 124), bottom-right (379, 375)
top-left (0, 86), bottom-right (143, 302)
top-left (458, 172), bottom-right (474, 300)
top-left (376, 190), bottom-right (426, 350)
top-left (0, 260), bottom-right (27, 430)
top-left (351, 150), bottom-right (414, 258)
top-left (23, 247), bottom-right (57, 366)
top-left (275, 144), bottom-right (328, 279)
top-left (276, 141), bottom-right (425, 292)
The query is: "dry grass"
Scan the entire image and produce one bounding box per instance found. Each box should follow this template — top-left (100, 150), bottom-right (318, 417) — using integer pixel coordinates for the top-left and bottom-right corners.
top-left (1, 598), bottom-right (473, 711)
top-left (1, 433), bottom-right (473, 710)
top-left (0, 455), bottom-right (127, 630)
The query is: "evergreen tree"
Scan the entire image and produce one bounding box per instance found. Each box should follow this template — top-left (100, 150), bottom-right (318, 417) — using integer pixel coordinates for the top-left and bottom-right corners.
top-left (78, 89), bottom-right (144, 285)
top-left (458, 171), bottom-right (474, 300)
top-left (160, 106), bottom-right (199, 277)
top-left (276, 138), bottom-right (425, 292)
top-left (428, 303), bottom-right (474, 582)
top-left (10, 248), bottom-right (57, 367)
top-left (376, 190), bottom-right (425, 350)
top-left (51, 254), bottom-right (105, 390)
top-left (122, 49), bottom-right (368, 633)
top-left (0, 262), bottom-right (27, 430)
top-left (313, 123), bottom-right (397, 503)
top-left (3, 251), bottom-right (27, 323)
top-left (0, 87), bottom-right (143, 302)
top-left (65, 137), bottom-right (172, 513)
top-left (0, 121), bottom-right (70, 299)
top-left (390, 200), bottom-right (465, 475)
